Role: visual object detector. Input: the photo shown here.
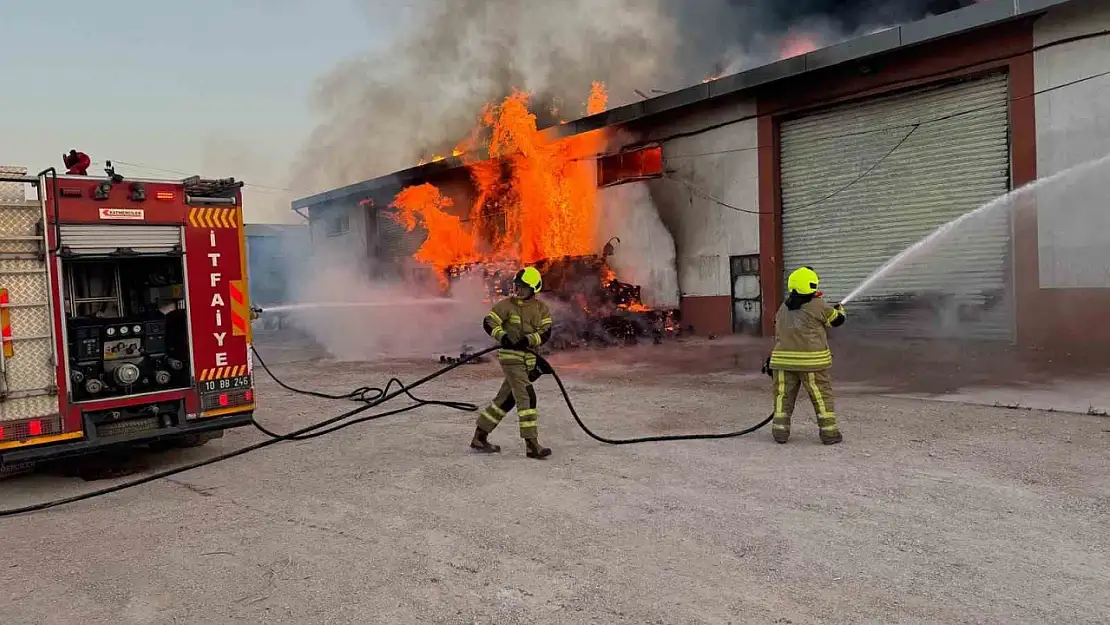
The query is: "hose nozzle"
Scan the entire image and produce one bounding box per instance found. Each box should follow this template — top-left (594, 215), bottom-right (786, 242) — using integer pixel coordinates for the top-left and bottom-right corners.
top-left (250, 306), bottom-right (264, 320)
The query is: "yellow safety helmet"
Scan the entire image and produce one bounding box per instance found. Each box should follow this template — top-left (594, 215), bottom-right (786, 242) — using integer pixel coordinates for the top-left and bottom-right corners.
top-left (514, 266), bottom-right (543, 294)
top-left (787, 266), bottom-right (820, 296)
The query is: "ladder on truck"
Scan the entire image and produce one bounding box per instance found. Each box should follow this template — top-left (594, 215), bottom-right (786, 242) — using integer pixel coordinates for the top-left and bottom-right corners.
top-left (0, 166), bottom-right (60, 441)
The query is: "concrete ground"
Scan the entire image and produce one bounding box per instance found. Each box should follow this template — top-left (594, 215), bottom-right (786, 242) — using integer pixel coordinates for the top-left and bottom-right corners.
top-left (1, 336), bottom-right (1108, 624)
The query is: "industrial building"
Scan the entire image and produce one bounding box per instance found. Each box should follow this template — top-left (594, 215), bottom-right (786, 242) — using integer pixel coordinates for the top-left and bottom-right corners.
top-left (291, 0), bottom-right (1110, 349)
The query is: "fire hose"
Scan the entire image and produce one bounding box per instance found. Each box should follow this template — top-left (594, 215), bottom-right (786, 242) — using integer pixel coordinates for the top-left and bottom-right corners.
top-left (0, 345), bottom-right (771, 518)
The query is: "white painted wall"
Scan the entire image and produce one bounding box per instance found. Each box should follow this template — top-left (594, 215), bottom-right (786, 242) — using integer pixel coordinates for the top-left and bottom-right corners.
top-left (308, 202), bottom-right (369, 262)
top-left (1033, 0), bottom-right (1110, 288)
top-left (642, 97), bottom-right (761, 299)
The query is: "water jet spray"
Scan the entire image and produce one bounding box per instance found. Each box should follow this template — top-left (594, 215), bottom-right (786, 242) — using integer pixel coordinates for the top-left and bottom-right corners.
top-left (839, 152), bottom-right (1110, 307)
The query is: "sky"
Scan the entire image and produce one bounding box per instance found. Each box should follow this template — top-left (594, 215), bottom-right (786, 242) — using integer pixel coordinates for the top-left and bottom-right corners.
top-left (0, 0), bottom-right (397, 224)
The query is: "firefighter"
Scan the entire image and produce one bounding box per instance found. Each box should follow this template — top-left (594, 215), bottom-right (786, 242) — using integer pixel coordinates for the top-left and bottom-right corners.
top-left (764, 266), bottom-right (846, 445)
top-left (63, 150), bottom-right (91, 175)
top-left (470, 266), bottom-right (555, 459)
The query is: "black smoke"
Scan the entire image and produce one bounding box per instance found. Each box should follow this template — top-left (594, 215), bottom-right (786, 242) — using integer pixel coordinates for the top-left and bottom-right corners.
top-left (671, 0), bottom-right (981, 78)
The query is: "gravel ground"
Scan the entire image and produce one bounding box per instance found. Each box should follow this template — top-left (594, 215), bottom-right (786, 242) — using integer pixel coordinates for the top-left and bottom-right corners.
top-left (1, 338), bottom-right (1108, 625)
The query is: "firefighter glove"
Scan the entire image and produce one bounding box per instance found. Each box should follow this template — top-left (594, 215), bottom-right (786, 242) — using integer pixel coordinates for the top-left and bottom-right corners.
top-left (499, 335), bottom-right (529, 350)
top-left (528, 355), bottom-right (553, 382)
top-left (761, 356), bottom-right (772, 377)
top-left (535, 355), bottom-right (553, 375)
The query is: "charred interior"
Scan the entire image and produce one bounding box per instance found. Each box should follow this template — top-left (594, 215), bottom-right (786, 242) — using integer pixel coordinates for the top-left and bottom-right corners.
top-left (64, 257), bottom-right (191, 402)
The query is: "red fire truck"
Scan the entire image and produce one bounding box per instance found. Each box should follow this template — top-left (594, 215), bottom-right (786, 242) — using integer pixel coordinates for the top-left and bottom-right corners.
top-left (0, 164), bottom-right (256, 468)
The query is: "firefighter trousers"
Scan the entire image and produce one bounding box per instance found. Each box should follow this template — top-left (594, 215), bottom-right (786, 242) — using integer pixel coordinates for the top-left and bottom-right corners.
top-left (772, 368), bottom-right (840, 442)
top-left (476, 361), bottom-right (538, 439)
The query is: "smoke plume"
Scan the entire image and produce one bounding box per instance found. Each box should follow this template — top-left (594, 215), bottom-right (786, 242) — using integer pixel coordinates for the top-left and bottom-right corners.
top-left (276, 236), bottom-right (490, 360)
top-left (596, 183), bottom-right (681, 309)
top-left (294, 0), bottom-right (976, 195)
top-left (292, 0), bottom-right (676, 195)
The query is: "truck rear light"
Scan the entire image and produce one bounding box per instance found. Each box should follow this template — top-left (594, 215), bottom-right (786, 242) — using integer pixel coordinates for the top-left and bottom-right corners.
top-left (199, 388), bottom-right (253, 413)
top-left (0, 416), bottom-right (63, 442)
top-left (155, 191), bottom-right (175, 201)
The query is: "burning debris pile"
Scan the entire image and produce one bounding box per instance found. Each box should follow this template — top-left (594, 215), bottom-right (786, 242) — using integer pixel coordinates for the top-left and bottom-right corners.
top-left (386, 83), bottom-right (680, 349)
top-left (445, 255), bottom-right (681, 348)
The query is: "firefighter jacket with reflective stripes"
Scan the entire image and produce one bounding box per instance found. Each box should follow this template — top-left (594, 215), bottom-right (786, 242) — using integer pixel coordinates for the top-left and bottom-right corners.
top-left (483, 296), bottom-right (553, 365)
top-left (770, 295), bottom-right (845, 372)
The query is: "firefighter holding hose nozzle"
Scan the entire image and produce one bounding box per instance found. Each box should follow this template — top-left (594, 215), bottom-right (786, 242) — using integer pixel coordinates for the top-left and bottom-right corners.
top-left (470, 266), bottom-right (555, 459)
top-left (761, 266), bottom-right (846, 445)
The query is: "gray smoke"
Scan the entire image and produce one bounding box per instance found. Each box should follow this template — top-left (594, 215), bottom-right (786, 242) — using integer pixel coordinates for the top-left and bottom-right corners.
top-left (597, 182), bottom-right (681, 309)
top-left (292, 0), bottom-right (976, 195)
top-left (292, 0), bottom-right (677, 195)
top-left (274, 238), bottom-right (491, 360)
top-left (675, 0), bottom-right (979, 77)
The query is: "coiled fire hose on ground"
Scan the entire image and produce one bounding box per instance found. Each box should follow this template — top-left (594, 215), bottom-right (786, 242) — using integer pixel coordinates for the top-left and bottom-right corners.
top-left (0, 345), bottom-right (772, 518)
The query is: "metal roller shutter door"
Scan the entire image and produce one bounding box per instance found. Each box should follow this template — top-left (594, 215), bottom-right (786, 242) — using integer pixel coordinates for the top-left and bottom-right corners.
top-left (779, 72), bottom-right (1013, 340)
top-left (59, 224), bottom-right (182, 255)
top-left (375, 210), bottom-right (425, 260)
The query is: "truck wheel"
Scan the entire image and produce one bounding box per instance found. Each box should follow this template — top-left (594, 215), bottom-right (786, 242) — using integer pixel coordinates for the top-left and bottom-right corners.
top-left (175, 430), bottom-right (224, 448)
top-left (152, 430), bottom-right (224, 450)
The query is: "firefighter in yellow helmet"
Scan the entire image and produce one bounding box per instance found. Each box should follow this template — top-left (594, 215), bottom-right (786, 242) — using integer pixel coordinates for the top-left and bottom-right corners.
top-left (471, 266), bottom-right (555, 459)
top-left (763, 266), bottom-right (846, 445)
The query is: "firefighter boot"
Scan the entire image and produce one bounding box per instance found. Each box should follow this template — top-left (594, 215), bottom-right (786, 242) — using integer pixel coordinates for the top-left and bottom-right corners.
top-left (524, 437), bottom-right (551, 459)
top-left (818, 416), bottom-right (842, 445)
top-left (772, 416), bottom-right (791, 444)
top-left (470, 427), bottom-right (501, 453)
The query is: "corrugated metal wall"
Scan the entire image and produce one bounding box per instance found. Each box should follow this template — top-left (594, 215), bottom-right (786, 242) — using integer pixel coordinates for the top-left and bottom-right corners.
top-left (779, 72), bottom-right (1014, 340)
top-left (375, 210), bottom-right (425, 260)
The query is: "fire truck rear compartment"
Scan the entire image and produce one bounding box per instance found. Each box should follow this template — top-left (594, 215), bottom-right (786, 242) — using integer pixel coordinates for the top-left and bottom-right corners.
top-left (63, 256), bottom-right (192, 403)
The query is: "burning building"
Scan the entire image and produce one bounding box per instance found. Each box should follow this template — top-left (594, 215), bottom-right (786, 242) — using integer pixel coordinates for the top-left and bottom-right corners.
top-left (294, 0), bottom-right (1110, 351)
top-left (375, 85), bottom-right (680, 346)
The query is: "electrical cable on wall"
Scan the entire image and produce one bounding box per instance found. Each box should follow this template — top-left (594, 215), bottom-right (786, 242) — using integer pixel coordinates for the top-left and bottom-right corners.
top-left (663, 60), bottom-right (1110, 214)
top-left (646, 29), bottom-right (1110, 155)
top-left (666, 123), bottom-right (919, 215)
top-left (660, 59), bottom-right (1110, 160)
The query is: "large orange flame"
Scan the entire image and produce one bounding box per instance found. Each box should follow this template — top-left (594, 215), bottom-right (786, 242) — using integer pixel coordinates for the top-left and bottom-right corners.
top-left (487, 90), bottom-right (604, 263)
top-left (391, 83), bottom-right (610, 281)
top-left (389, 183), bottom-right (480, 284)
